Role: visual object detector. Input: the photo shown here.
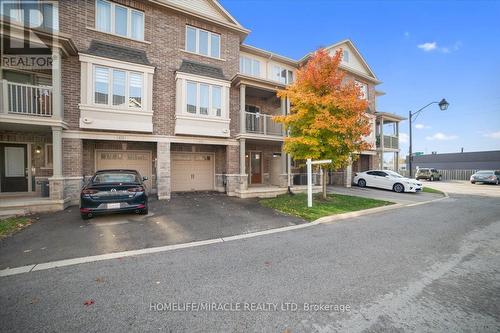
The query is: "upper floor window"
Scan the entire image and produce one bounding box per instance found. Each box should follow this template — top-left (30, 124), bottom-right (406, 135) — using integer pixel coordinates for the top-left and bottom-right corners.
top-left (96, 0), bottom-right (144, 40)
top-left (1, 0), bottom-right (59, 30)
top-left (94, 65), bottom-right (143, 109)
top-left (343, 49), bottom-right (350, 63)
top-left (240, 56), bottom-right (261, 77)
top-left (186, 81), bottom-right (223, 117)
top-left (355, 80), bottom-right (368, 100)
top-left (271, 65), bottom-right (293, 84)
top-left (185, 25), bottom-right (221, 59)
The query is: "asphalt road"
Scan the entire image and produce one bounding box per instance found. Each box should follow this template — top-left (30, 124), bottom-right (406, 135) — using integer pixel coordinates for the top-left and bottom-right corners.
top-left (1, 193), bottom-right (499, 332)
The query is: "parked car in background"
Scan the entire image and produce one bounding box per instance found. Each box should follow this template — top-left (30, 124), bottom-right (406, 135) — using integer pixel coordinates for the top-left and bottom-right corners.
top-left (353, 170), bottom-right (423, 193)
top-left (470, 170), bottom-right (500, 185)
top-left (415, 168), bottom-right (442, 181)
top-left (80, 169), bottom-right (149, 220)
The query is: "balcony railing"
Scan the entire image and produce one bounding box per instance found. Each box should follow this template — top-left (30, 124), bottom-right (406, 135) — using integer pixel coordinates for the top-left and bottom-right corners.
top-left (376, 135), bottom-right (399, 149)
top-left (245, 112), bottom-right (284, 136)
top-left (1, 80), bottom-right (53, 116)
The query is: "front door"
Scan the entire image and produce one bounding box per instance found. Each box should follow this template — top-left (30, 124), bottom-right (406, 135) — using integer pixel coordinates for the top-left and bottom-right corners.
top-left (250, 152), bottom-right (262, 184)
top-left (0, 144), bottom-right (28, 192)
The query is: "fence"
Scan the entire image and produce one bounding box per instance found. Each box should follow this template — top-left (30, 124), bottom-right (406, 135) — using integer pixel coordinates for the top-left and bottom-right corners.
top-left (400, 169), bottom-right (478, 181)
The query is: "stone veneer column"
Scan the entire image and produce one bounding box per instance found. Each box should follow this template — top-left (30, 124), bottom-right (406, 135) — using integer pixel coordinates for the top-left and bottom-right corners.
top-left (225, 144), bottom-right (246, 196)
top-left (157, 141), bottom-right (171, 200)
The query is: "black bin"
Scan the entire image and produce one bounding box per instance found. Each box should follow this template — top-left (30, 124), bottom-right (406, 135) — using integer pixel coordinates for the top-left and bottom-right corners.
top-left (39, 180), bottom-right (50, 197)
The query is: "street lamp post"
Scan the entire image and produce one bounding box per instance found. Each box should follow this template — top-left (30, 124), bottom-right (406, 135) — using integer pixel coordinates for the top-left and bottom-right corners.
top-left (408, 98), bottom-right (449, 178)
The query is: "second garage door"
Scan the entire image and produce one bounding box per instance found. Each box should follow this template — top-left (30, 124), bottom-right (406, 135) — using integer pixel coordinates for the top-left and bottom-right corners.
top-left (171, 153), bottom-right (214, 192)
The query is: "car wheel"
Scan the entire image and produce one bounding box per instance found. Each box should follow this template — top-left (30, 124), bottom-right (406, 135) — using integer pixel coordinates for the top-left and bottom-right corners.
top-left (140, 208), bottom-right (149, 215)
top-left (496, 179), bottom-right (499, 185)
top-left (393, 183), bottom-right (404, 193)
top-left (430, 176), bottom-right (434, 181)
top-left (471, 181), bottom-right (475, 184)
top-left (358, 179), bottom-right (366, 188)
top-left (81, 213), bottom-right (92, 220)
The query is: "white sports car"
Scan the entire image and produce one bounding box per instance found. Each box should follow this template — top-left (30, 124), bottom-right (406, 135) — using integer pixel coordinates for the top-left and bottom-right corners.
top-left (353, 170), bottom-right (423, 193)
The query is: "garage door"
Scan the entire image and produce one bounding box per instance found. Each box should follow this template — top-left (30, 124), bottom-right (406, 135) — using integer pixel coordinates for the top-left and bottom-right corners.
top-left (96, 150), bottom-right (152, 189)
top-left (171, 153), bottom-right (214, 192)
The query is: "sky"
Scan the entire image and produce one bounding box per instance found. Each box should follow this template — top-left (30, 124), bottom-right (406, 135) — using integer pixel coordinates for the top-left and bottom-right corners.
top-left (220, 0), bottom-right (500, 156)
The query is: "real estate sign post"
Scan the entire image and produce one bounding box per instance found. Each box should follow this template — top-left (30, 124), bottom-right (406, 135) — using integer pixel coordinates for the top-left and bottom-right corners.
top-left (307, 159), bottom-right (332, 207)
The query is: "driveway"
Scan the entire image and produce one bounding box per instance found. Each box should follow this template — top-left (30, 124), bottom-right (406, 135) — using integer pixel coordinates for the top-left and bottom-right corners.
top-left (328, 185), bottom-right (443, 205)
top-left (0, 192), bottom-right (304, 270)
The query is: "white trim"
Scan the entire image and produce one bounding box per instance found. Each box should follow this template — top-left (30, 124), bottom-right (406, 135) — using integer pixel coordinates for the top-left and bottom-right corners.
top-left (175, 72), bottom-right (230, 86)
top-left (79, 53), bottom-right (155, 72)
top-left (0, 114), bottom-right (68, 128)
top-left (79, 104), bottom-right (153, 116)
top-left (180, 49), bottom-right (226, 62)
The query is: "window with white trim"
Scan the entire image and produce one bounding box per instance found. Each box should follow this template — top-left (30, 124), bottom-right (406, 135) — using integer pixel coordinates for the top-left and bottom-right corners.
top-left (1, 0), bottom-right (59, 30)
top-left (355, 80), bottom-right (368, 100)
top-left (94, 65), bottom-right (144, 109)
top-left (240, 56), bottom-right (261, 77)
top-left (95, 0), bottom-right (144, 40)
top-left (185, 25), bottom-right (221, 58)
top-left (185, 81), bottom-right (223, 117)
top-left (343, 49), bottom-right (350, 63)
top-left (271, 65), bottom-right (293, 84)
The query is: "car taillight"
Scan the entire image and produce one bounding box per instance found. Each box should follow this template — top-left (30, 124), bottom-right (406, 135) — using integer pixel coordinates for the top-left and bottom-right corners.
top-left (489, 175), bottom-right (496, 180)
top-left (127, 186), bottom-right (145, 192)
top-left (82, 189), bottom-right (98, 195)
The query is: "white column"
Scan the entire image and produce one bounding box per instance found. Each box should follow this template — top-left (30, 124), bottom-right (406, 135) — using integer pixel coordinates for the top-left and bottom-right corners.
top-left (345, 160), bottom-right (352, 188)
top-left (307, 159), bottom-right (312, 207)
top-left (52, 126), bottom-right (63, 177)
top-left (239, 139), bottom-right (246, 175)
top-left (239, 84), bottom-right (246, 134)
top-left (379, 117), bottom-right (384, 169)
top-left (51, 48), bottom-right (62, 120)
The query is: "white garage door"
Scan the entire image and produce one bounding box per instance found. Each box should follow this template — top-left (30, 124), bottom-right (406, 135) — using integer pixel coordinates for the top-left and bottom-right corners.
top-left (171, 153), bottom-right (214, 192)
top-left (96, 150), bottom-right (152, 189)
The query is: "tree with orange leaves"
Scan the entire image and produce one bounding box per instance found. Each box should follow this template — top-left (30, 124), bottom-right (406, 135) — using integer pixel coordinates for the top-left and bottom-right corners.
top-left (274, 49), bottom-right (372, 199)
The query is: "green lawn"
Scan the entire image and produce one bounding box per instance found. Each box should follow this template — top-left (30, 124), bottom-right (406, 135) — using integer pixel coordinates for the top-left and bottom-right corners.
top-left (0, 216), bottom-right (32, 239)
top-left (422, 187), bottom-right (445, 195)
top-left (260, 193), bottom-right (394, 221)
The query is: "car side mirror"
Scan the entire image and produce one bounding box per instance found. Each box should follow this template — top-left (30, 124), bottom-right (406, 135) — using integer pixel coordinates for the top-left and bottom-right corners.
top-left (143, 176), bottom-right (148, 181)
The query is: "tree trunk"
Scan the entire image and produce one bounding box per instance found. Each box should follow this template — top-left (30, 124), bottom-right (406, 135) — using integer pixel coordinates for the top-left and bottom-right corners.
top-left (322, 169), bottom-right (328, 199)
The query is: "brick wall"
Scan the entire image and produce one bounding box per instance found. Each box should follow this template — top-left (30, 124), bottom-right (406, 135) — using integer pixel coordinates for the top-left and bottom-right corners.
top-left (59, 0), bottom-right (241, 135)
top-left (62, 138), bottom-right (83, 177)
top-left (245, 95), bottom-right (281, 116)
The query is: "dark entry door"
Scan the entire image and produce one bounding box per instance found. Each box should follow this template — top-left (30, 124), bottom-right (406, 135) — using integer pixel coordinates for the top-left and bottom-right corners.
top-left (0, 143), bottom-right (28, 192)
top-left (250, 152), bottom-right (262, 184)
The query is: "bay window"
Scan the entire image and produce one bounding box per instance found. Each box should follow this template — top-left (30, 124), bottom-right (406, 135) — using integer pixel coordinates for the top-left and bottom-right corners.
top-left (185, 25), bottom-right (221, 59)
top-left (355, 80), bottom-right (368, 100)
top-left (93, 65), bottom-right (143, 109)
top-left (95, 0), bottom-right (144, 40)
top-left (185, 81), bottom-right (223, 117)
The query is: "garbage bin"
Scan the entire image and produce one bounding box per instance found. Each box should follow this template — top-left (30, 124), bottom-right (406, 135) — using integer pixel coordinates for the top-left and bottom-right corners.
top-left (39, 180), bottom-right (50, 197)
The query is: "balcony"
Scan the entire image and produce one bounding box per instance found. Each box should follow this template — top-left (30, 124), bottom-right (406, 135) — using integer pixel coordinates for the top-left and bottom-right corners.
top-left (245, 112), bottom-right (284, 137)
top-left (1, 80), bottom-right (53, 117)
top-left (376, 135), bottom-right (399, 150)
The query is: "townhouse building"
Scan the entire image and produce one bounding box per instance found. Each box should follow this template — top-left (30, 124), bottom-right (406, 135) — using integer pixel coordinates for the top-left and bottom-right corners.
top-left (0, 0), bottom-right (403, 213)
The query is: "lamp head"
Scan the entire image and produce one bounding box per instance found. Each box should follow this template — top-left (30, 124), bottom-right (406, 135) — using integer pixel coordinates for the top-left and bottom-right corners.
top-left (438, 98), bottom-right (449, 111)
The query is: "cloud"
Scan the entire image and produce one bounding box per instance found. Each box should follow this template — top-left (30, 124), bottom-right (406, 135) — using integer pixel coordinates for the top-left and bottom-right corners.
top-left (415, 123), bottom-right (430, 130)
top-left (425, 132), bottom-right (458, 141)
top-left (417, 42), bottom-right (437, 52)
top-left (417, 41), bottom-right (462, 53)
top-left (399, 133), bottom-right (409, 144)
top-left (483, 131), bottom-right (500, 139)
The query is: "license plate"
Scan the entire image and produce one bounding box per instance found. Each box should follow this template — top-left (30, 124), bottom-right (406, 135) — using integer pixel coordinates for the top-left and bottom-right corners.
top-left (107, 203), bottom-right (120, 209)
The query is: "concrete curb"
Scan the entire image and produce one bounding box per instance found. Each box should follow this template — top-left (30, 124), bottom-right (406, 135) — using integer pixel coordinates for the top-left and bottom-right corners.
top-left (0, 193), bottom-right (450, 278)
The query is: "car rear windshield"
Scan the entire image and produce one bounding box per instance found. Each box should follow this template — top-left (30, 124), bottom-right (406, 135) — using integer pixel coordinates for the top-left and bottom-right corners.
top-left (92, 172), bottom-right (139, 184)
top-left (476, 171), bottom-right (493, 175)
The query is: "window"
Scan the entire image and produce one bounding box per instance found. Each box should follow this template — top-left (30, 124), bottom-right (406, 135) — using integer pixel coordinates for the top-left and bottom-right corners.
top-left (2, 1), bottom-right (59, 30)
top-left (112, 70), bottom-right (126, 106)
top-left (93, 65), bottom-right (143, 109)
top-left (240, 56), bottom-right (261, 77)
top-left (185, 25), bottom-right (221, 59)
top-left (199, 84), bottom-right (209, 115)
top-left (271, 65), bottom-right (293, 84)
top-left (185, 81), bottom-right (223, 117)
top-left (245, 105), bottom-right (260, 113)
top-left (343, 49), bottom-right (350, 63)
top-left (355, 80), bottom-right (368, 100)
top-left (95, 0), bottom-right (144, 40)
top-left (212, 86), bottom-right (222, 117)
